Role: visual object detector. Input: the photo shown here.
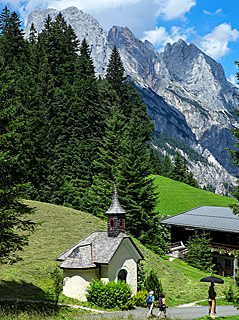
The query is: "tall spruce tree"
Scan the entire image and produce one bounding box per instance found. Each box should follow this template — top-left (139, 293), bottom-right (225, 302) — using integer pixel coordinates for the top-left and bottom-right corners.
top-left (87, 106), bottom-right (125, 217)
top-left (0, 57), bottom-right (36, 264)
top-left (161, 154), bottom-right (172, 177)
top-left (89, 46), bottom-right (157, 243)
top-left (37, 13), bottom-right (79, 87)
top-left (0, 7), bottom-right (29, 69)
top-left (170, 151), bottom-right (186, 182)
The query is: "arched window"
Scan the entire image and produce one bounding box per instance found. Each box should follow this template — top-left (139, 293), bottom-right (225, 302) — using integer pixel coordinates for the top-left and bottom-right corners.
top-left (110, 218), bottom-right (115, 228)
top-left (119, 219), bottom-right (124, 228)
top-left (118, 269), bottom-right (127, 282)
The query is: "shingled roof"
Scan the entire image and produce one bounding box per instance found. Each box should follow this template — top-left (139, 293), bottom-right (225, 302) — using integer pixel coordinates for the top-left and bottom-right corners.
top-left (106, 180), bottom-right (126, 215)
top-left (161, 206), bottom-right (238, 233)
top-left (57, 231), bottom-right (143, 269)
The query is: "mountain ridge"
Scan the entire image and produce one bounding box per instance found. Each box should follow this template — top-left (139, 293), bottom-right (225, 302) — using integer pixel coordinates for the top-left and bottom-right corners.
top-left (24, 6), bottom-right (239, 196)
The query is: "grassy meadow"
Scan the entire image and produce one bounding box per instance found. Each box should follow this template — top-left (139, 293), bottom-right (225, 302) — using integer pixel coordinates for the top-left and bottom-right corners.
top-left (0, 175), bottom-right (238, 319)
top-left (153, 175), bottom-right (237, 216)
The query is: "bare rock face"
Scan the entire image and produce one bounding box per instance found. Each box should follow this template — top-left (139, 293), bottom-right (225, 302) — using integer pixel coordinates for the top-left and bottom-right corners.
top-left (24, 7), bottom-right (239, 195)
top-left (107, 27), bottom-right (239, 177)
top-left (25, 6), bottom-right (111, 74)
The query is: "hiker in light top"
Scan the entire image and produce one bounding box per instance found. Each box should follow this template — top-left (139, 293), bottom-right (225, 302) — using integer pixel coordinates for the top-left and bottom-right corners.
top-left (146, 290), bottom-right (155, 317)
top-left (157, 293), bottom-right (167, 318)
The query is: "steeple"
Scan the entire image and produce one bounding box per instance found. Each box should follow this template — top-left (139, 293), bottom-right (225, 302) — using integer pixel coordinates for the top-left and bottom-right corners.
top-left (106, 180), bottom-right (126, 237)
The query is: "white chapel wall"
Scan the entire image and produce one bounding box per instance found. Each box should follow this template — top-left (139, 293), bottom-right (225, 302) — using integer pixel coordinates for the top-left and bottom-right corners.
top-left (62, 269), bottom-right (98, 301)
top-left (108, 242), bottom-right (138, 294)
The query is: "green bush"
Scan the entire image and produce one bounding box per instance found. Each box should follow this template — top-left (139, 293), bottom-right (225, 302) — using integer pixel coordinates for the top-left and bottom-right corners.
top-left (185, 231), bottom-right (212, 272)
top-left (86, 279), bottom-right (133, 310)
top-left (224, 285), bottom-right (234, 303)
top-left (134, 290), bottom-right (148, 307)
top-left (144, 269), bottom-right (163, 301)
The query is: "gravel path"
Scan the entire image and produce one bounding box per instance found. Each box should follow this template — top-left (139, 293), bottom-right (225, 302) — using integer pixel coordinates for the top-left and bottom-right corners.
top-left (80, 305), bottom-right (239, 319)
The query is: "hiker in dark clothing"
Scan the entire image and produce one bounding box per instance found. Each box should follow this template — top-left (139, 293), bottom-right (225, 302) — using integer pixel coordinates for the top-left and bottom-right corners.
top-left (157, 293), bottom-right (167, 318)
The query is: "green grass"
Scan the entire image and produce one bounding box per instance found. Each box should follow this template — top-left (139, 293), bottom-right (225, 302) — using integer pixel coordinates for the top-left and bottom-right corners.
top-left (153, 175), bottom-right (237, 216)
top-left (0, 177), bottom-right (237, 318)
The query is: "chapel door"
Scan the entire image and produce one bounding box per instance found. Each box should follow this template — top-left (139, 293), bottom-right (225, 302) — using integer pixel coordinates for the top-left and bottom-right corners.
top-left (118, 269), bottom-right (127, 282)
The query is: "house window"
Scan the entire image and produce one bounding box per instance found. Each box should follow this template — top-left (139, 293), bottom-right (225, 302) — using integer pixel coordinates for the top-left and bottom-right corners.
top-left (118, 269), bottom-right (127, 282)
top-left (110, 218), bottom-right (115, 228)
top-left (119, 219), bottom-right (124, 228)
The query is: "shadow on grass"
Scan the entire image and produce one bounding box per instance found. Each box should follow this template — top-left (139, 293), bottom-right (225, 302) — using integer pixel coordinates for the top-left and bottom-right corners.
top-left (0, 300), bottom-right (61, 318)
top-left (0, 280), bottom-right (53, 301)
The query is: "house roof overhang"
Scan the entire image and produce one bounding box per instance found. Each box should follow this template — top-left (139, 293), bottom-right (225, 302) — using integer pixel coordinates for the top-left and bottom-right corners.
top-left (161, 206), bottom-right (239, 234)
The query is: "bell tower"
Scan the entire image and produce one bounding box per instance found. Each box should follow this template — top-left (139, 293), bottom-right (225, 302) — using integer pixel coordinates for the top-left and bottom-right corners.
top-left (106, 180), bottom-right (126, 237)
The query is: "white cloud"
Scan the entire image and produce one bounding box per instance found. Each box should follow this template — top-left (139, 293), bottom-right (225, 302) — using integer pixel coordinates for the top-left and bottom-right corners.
top-left (194, 23), bottom-right (239, 60)
top-left (3, 0), bottom-right (196, 27)
top-left (141, 25), bottom-right (194, 49)
top-left (46, 0), bottom-right (141, 12)
top-left (3, 0), bottom-right (143, 25)
top-left (154, 0), bottom-right (196, 20)
top-left (203, 8), bottom-right (222, 15)
top-left (228, 74), bottom-right (238, 87)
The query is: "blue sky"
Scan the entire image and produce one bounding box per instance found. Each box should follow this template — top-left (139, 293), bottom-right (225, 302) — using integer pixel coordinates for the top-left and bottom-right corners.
top-left (3, 0), bottom-right (239, 85)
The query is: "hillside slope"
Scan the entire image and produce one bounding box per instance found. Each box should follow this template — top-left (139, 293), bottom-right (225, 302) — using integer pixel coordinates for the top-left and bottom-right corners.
top-left (0, 192), bottom-right (234, 306)
top-left (154, 175), bottom-right (237, 216)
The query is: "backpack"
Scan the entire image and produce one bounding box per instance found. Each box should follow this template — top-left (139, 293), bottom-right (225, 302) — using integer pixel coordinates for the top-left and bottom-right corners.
top-left (158, 297), bottom-right (163, 307)
top-left (146, 295), bottom-right (151, 304)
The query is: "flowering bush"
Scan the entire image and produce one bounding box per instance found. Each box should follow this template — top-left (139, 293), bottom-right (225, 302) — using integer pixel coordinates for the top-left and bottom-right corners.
top-left (134, 290), bottom-right (148, 307)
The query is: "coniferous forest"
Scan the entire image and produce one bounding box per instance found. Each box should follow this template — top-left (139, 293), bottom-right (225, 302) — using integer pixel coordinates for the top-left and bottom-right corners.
top-left (0, 7), bottom-right (162, 249)
top-left (0, 7), bottom-right (198, 254)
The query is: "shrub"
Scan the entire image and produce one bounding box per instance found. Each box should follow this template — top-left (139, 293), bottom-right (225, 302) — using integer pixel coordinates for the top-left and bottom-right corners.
top-left (224, 285), bottom-right (234, 303)
top-left (86, 279), bottom-right (132, 310)
top-left (134, 290), bottom-right (148, 307)
top-left (137, 261), bottom-right (146, 291)
top-left (144, 269), bottom-right (163, 301)
top-left (49, 266), bottom-right (64, 306)
top-left (185, 231), bottom-right (212, 272)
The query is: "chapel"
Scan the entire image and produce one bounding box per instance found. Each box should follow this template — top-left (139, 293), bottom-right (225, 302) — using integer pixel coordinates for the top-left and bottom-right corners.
top-left (57, 180), bottom-right (144, 301)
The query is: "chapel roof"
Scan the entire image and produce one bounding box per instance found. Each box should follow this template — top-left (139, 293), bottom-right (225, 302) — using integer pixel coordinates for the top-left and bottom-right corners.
top-left (161, 206), bottom-right (238, 233)
top-left (105, 180), bottom-right (126, 215)
top-left (57, 231), bottom-right (143, 269)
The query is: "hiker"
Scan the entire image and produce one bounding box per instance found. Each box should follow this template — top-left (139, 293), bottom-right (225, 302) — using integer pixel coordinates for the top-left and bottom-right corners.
top-left (157, 293), bottom-right (167, 318)
top-left (208, 283), bottom-right (216, 316)
top-left (146, 290), bottom-right (155, 317)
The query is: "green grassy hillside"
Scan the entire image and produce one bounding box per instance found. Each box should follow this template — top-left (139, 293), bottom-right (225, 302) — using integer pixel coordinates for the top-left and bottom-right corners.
top-left (153, 175), bottom-right (237, 216)
top-left (0, 191), bottom-right (234, 307)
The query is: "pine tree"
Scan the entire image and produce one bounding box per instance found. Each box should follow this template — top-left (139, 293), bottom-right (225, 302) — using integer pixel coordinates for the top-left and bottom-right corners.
top-left (88, 46), bottom-right (157, 244)
top-left (149, 147), bottom-right (161, 175)
top-left (86, 106), bottom-right (124, 217)
top-left (37, 13), bottom-right (79, 86)
top-left (185, 232), bottom-right (212, 272)
top-left (0, 7), bottom-right (29, 69)
top-left (118, 116), bottom-right (156, 240)
top-left (161, 154), bottom-right (172, 177)
top-left (170, 151), bottom-right (186, 182)
top-left (0, 58), bottom-right (36, 264)
top-left (144, 269), bottom-right (163, 301)
top-left (106, 45), bottom-right (126, 94)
